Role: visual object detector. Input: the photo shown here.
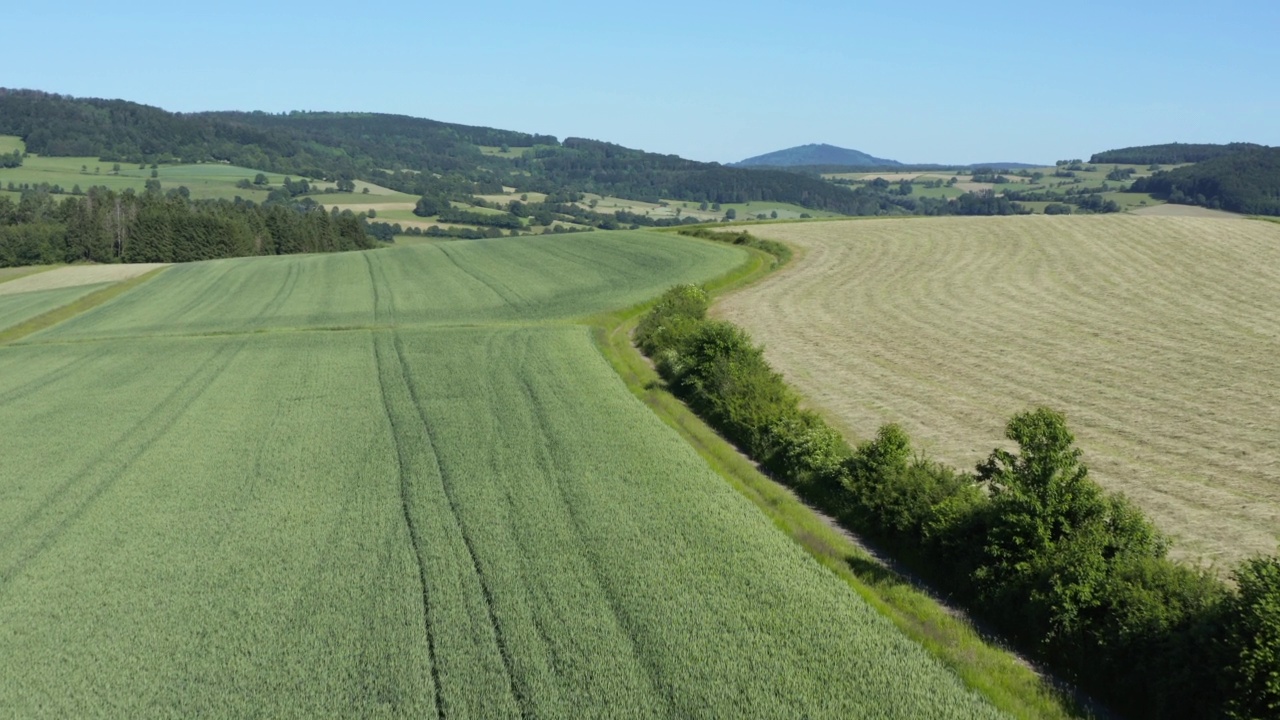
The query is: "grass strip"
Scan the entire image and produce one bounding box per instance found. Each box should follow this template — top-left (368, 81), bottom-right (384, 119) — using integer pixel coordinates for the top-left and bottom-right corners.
top-left (0, 268), bottom-right (168, 345)
top-left (0, 264), bottom-right (59, 286)
top-left (587, 240), bottom-right (1083, 720)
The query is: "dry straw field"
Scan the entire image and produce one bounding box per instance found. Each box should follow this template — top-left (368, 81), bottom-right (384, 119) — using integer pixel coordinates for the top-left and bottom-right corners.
top-left (718, 215), bottom-right (1280, 566)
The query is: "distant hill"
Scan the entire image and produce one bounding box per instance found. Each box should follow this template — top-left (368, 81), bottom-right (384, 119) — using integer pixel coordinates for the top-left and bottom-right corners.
top-left (735, 144), bottom-right (900, 168)
top-left (1130, 146), bottom-right (1280, 215)
top-left (1090, 142), bottom-right (1266, 165)
top-left (966, 162), bottom-right (1041, 170)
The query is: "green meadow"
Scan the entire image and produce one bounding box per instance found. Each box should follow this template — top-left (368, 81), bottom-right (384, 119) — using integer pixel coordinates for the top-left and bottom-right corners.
top-left (0, 135), bottom-right (414, 204)
top-left (823, 163), bottom-right (1172, 213)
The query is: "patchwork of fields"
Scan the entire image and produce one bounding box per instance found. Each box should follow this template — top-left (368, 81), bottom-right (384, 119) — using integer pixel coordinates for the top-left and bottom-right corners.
top-left (0, 232), bottom-right (1004, 717)
top-left (717, 215), bottom-right (1280, 566)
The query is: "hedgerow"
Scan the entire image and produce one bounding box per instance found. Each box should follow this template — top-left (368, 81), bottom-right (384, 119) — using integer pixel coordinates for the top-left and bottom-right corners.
top-left (639, 277), bottom-right (1280, 720)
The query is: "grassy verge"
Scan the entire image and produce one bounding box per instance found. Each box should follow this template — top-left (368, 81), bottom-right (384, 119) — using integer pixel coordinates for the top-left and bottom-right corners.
top-left (587, 239), bottom-right (1082, 720)
top-left (0, 268), bottom-right (168, 345)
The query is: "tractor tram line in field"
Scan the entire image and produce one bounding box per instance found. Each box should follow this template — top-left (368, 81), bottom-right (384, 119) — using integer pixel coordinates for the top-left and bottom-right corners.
top-left (370, 331), bottom-right (446, 718)
top-left (0, 339), bottom-right (245, 590)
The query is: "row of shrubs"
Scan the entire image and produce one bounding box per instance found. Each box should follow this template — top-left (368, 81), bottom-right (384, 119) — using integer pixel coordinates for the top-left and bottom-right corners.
top-left (636, 240), bottom-right (1279, 719)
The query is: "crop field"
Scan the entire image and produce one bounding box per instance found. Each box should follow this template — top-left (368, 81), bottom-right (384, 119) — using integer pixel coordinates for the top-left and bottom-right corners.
top-left (38, 232), bottom-right (741, 340)
top-left (717, 215), bottom-right (1280, 566)
top-left (0, 231), bottom-right (1004, 717)
top-left (0, 282), bottom-right (109, 332)
top-left (0, 264), bottom-right (55, 285)
top-left (0, 263), bottom-right (168, 296)
top-left (1131, 203), bottom-right (1243, 218)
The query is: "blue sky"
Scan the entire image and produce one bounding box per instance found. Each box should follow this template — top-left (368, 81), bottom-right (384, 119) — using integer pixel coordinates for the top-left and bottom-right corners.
top-left (6, 1), bottom-right (1278, 164)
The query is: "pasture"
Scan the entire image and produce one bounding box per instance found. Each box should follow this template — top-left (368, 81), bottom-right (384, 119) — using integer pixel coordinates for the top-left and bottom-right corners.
top-left (824, 164), bottom-right (1166, 214)
top-left (717, 215), bottom-right (1280, 566)
top-left (0, 231), bottom-right (1005, 717)
top-left (0, 137), bottom-right (410, 205)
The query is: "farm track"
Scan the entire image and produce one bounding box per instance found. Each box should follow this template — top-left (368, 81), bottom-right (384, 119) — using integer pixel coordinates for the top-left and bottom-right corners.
top-left (717, 215), bottom-right (1280, 566)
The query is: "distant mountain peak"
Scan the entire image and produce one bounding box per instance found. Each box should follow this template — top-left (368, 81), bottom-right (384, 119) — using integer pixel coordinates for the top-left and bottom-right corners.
top-left (734, 143), bottom-right (900, 168)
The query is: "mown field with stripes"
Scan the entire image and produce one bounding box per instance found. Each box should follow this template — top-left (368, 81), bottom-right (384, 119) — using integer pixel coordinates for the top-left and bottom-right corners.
top-left (0, 232), bottom-right (1006, 718)
top-left (718, 215), bottom-right (1280, 566)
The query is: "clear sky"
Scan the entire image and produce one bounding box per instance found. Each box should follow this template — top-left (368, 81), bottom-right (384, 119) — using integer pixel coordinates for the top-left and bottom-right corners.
top-left (6, 1), bottom-right (1278, 165)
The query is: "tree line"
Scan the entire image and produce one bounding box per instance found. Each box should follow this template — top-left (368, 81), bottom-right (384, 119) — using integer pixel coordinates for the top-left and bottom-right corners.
top-left (1129, 146), bottom-right (1280, 215)
top-left (1091, 142), bottom-right (1266, 165)
top-left (636, 236), bottom-right (1279, 720)
top-left (0, 187), bottom-right (374, 267)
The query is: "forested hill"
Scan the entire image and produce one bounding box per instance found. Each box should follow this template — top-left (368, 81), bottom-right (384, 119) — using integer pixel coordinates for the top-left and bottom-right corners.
top-left (735, 143), bottom-right (900, 168)
top-left (196, 110), bottom-right (557, 176)
top-left (0, 89), bottom-right (878, 215)
top-left (1090, 142), bottom-right (1266, 165)
top-left (0, 89), bottom-right (545, 180)
top-left (1129, 146), bottom-right (1280, 215)
top-left (513, 138), bottom-right (888, 214)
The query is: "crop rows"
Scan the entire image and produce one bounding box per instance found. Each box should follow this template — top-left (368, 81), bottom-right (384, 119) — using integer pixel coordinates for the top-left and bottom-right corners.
top-left (36, 231), bottom-right (743, 340)
top-left (0, 232), bottom-right (1006, 717)
top-left (718, 215), bottom-right (1280, 564)
top-left (0, 282), bottom-right (109, 332)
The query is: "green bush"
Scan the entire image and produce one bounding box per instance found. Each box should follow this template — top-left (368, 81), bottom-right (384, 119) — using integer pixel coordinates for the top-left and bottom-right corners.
top-left (763, 410), bottom-right (849, 485)
top-left (1225, 556), bottom-right (1280, 719)
top-left (844, 425), bottom-right (972, 542)
top-left (634, 284), bottom-right (708, 359)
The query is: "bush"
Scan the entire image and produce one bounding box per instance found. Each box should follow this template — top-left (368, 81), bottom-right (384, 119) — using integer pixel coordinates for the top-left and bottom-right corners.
top-left (843, 425), bottom-right (972, 542)
top-left (763, 410), bottom-right (849, 485)
top-left (1224, 556), bottom-right (1280, 719)
top-left (634, 284), bottom-right (708, 358)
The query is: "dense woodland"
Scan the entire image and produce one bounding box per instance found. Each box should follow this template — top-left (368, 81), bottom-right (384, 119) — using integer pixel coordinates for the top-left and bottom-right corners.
top-left (1129, 146), bottom-right (1280, 215)
top-left (1090, 142), bottom-right (1266, 165)
top-left (639, 239), bottom-right (1280, 720)
top-left (0, 188), bottom-right (373, 266)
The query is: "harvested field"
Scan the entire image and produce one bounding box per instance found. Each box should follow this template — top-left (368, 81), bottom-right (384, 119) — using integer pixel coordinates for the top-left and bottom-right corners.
top-left (0, 265), bottom-right (53, 283)
top-left (717, 215), bottom-right (1280, 566)
top-left (0, 263), bottom-right (168, 296)
top-left (1130, 203), bottom-right (1244, 219)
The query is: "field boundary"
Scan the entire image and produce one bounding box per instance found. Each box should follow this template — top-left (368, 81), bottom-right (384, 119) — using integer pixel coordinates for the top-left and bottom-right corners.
top-left (0, 267), bottom-right (168, 345)
top-left (587, 236), bottom-right (1080, 720)
top-left (0, 265), bottom-right (60, 286)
